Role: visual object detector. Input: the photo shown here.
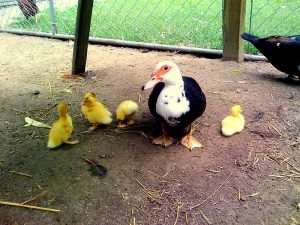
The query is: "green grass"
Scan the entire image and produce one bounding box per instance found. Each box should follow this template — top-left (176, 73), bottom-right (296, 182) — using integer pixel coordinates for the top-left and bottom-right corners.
top-left (7, 0), bottom-right (299, 54)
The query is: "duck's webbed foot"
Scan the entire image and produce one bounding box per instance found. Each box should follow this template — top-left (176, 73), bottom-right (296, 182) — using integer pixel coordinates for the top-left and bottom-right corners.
top-left (64, 140), bottom-right (79, 145)
top-left (180, 124), bottom-right (203, 150)
top-left (153, 124), bottom-right (173, 147)
top-left (81, 124), bottom-right (97, 133)
top-left (117, 119), bottom-right (136, 128)
top-left (153, 135), bottom-right (173, 147)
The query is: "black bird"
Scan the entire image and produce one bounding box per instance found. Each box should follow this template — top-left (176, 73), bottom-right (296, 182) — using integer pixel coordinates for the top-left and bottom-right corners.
top-left (241, 33), bottom-right (300, 80)
top-left (141, 61), bottom-right (206, 150)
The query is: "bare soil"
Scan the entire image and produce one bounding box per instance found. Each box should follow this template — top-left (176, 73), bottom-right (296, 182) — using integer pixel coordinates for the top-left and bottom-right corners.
top-left (0, 33), bottom-right (299, 225)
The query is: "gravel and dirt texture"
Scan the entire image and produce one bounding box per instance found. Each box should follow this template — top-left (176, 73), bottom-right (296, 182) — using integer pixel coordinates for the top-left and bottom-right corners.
top-left (0, 33), bottom-right (299, 225)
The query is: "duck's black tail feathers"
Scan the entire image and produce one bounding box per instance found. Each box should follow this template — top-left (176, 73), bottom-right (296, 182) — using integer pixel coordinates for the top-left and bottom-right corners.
top-left (241, 33), bottom-right (259, 43)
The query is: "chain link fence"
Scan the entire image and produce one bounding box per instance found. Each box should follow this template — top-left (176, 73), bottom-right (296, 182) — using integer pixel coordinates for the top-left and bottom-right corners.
top-left (245, 0), bottom-right (300, 54)
top-left (0, 0), bottom-right (299, 54)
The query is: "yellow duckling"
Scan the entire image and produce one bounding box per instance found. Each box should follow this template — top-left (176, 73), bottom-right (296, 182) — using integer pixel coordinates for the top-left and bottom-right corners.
top-left (47, 102), bottom-right (79, 149)
top-left (221, 105), bottom-right (245, 136)
top-left (116, 100), bottom-right (139, 128)
top-left (81, 92), bottom-right (112, 132)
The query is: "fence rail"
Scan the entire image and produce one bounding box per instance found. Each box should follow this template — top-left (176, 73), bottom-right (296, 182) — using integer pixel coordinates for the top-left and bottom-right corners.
top-left (0, 0), bottom-right (299, 54)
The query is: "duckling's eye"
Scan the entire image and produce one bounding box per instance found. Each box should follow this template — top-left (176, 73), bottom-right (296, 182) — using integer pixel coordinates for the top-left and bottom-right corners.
top-left (163, 66), bottom-right (168, 71)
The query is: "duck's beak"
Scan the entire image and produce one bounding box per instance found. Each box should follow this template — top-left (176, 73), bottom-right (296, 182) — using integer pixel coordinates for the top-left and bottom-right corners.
top-left (141, 71), bottom-right (162, 91)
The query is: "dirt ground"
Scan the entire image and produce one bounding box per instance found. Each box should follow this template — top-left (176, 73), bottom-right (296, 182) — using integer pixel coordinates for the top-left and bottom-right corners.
top-left (0, 33), bottom-right (299, 225)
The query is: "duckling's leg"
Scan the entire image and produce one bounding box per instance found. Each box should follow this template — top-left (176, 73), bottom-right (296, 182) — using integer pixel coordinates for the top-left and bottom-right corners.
top-left (126, 119), bottom-right (135, 125)
top-left (64, 140), bottom-right (79, 145)
top-left (117, 119), bottom-right (135, 128)
top-left (181, 124), bottom-right (203, 150)
top-left (117, 121), bottom-right (126, 128)
top-left (81, 124), bottom-right (97, 133)
top-left (153, 124), bottom-right (173, 147)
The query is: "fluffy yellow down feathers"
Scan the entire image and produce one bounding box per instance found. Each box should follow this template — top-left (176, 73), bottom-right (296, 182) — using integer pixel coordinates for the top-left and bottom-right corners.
top-left (47, 102), bottom-right (77, 148)
top-left (116, 100), bottom-right (139, 127)
top-left (221, 105), bottom-right (245, 136)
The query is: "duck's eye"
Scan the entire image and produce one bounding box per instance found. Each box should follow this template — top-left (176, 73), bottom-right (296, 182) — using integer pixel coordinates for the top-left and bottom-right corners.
top-left (163, 66), bottom-right (168, 71)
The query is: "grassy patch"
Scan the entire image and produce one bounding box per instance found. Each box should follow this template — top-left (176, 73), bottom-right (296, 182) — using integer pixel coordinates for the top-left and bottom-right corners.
top-left (7, 0), bottom-right (299, 54)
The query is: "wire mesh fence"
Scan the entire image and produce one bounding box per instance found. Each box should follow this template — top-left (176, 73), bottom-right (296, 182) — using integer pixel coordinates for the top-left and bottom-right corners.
top-left (245, 0), bottom-right (300, 54)
top-left (0, 0), bottom-right (299, 54)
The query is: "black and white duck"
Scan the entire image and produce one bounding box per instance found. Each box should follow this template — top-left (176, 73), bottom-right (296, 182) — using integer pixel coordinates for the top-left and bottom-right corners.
top-left (142, 61), bottom-right (206, 150)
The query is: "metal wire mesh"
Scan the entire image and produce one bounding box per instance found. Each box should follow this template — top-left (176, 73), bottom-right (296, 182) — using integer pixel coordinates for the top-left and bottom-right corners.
top-left (0, 0), bottom-right (299, 54)
top-left (0, 0), bottom-right (77, 34)
top-left (90, 0), bottom-right (223, 49)
top-left (245, 0), bottom-right (300, 54)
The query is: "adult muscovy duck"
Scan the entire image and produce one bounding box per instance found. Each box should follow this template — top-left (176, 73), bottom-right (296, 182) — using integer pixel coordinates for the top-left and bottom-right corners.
top-left (241, 33), bottom-right (300, 80)
top-left (141, 61), bottom-right (206, 150)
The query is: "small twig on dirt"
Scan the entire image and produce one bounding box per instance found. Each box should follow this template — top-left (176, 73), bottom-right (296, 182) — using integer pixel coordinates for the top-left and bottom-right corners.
top-left (30, 130), bottom-right (36, 138)
top-left (245, 192), bottom-right (260, 198)
top-left (162, 172), bottom-right (169, 178)
top-left (136, 179), bottom-right (147, 190)
top-left (47, 198), bottom-right (56, 205)
top-left (291, 217), bottom-right (299, 224)
top-left (206, 169), bottom-right (220, 174)
top-left (138, 92), bottom-right (142, 104)
top-left (9, 170), bottom-right (32, 178)
top-left (208, 91), bottom-right (222, 95)
top-left (198, 210), bottom-right (212, 225)
top-left (12, 108), bottom-right (25, 113)
top-left (114, 130), bottom-right (152, 140)
top-left (189, 172), bottom-right (233, 210)
top-left (248, 149), bottom-right (253, 159)
top-left (21, 190), bottom-right (48, 205)
top-left (185, 212), bottom-right (189, 224)
top-left (130, 208), bottom-right (136, 225)
top-left (264, 154), bottom-right (280, 164)
top-left (234, 187), bottom-right (241, 201)
top-left (269, 174), bottom-right (285, 178)
top-left (269, 125), bottom-right (283, 137)
top-left (286, 162), bottom-right (300, 173)
top-left (46, 80), bottom-right (53, 93)
top-left (0, 201), bottom-right (60, 212)
top-left (173, 204), bottom-right (182, 225)
top-left (168, 50), bottom-right (181, 56)
top-left (252, 155), bottom-right (259, 167)
top-left (269, 174), bottom-right (300, 178)
top-left (135, 179), bottom-right (163, 205)
top-left (280, 157), bottom-right (290, 164)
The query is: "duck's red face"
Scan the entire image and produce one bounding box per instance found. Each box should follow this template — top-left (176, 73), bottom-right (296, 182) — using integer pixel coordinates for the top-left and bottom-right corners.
top-left (142, 64), bottom-right (173, 90)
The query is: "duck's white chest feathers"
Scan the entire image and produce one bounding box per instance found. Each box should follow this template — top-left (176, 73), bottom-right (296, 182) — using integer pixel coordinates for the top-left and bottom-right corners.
top-left (156, 85), bottom-right (190, 125)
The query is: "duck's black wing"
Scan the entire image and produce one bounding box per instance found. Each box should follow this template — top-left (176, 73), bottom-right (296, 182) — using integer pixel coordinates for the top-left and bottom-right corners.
top-left (148, 82), bottom-right (165, 121)
top-left (176, 76), bottom-right (206, 127)
top-left (242, 33), bottom-right (300, 75)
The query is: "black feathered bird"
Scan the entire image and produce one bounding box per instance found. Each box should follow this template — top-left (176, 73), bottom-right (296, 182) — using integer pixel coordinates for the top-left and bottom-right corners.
top-left (17, 0), bottom-right (39, 21)
top-left (241, 33), bottom-right (300, 79)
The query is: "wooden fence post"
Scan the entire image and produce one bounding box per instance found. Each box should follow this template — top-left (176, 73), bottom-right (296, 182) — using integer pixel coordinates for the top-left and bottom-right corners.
top-left (71, 0), bottom-right (94, 75)
top-left (222, 0), bottom-right (246, 62)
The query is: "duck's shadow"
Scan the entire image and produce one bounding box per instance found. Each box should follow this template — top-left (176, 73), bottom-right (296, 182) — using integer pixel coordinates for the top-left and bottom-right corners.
top-left (258, 73), bottom-right (300, 86)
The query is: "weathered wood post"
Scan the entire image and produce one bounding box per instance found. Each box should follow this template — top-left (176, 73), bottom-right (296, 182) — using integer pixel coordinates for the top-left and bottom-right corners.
top-left (72, 0), bottom-right (94, 75)
top-left (222, 0), bottom-right (246, 62)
